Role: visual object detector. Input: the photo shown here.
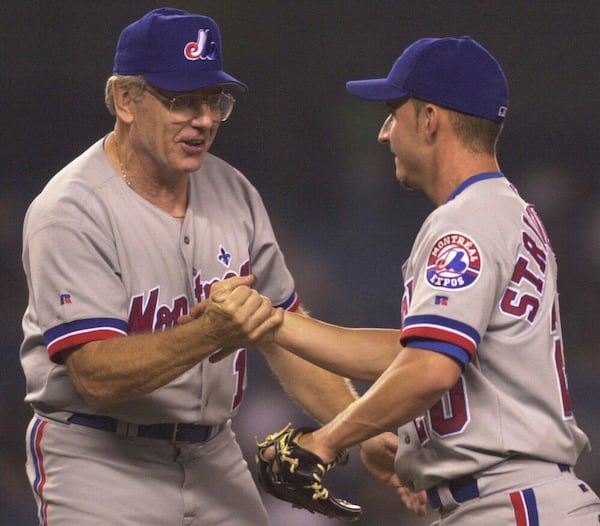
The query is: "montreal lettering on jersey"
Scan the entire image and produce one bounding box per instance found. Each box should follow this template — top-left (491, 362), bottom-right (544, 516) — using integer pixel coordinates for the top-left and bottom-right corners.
top-left (426, 233), bottom-right (482, 290)
top-left (128, 260), bottom-right (251, 333)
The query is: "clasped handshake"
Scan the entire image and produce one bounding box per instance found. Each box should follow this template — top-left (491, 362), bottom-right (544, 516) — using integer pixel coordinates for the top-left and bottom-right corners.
top-left (179, 274), bottom-right (365, 521)
top-left (178, 274), bottom-right (284, 362)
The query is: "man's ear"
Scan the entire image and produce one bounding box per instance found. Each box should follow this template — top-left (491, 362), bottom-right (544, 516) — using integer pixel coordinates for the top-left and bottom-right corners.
top-left (422, 104), bottom-right (440, 140)
top-left (113, 83), bottom-right (136, 124)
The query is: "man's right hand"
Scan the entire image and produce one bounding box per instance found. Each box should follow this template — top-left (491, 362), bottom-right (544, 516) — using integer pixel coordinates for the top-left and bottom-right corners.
top-left (178, 275), bottom-right (283, 361)
top-left (360, 432), bottom-right (428, 516)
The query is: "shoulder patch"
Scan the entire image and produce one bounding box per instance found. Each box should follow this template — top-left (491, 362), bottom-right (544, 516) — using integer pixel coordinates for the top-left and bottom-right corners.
top-left (425, 232), bottom-right (482, 290)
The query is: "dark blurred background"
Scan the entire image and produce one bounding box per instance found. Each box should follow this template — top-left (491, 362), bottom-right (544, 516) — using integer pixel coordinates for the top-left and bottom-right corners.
top-left (1, 1), bottom-right (599, 525)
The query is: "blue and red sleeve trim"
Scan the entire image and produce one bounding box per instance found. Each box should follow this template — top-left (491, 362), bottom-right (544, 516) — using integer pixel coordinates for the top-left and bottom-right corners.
top-left (44, 318), bottom-right (128, 362)
top-left (401, 314), bottom-right (480, 367)
top-left (278, 291), bottom-right (301, 312)
top-left (44, 292), bottom-right (300, 363)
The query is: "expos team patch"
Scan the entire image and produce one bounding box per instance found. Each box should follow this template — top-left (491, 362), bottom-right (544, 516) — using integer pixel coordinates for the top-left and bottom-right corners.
top-left (426, 232), bottom-right (482, 290)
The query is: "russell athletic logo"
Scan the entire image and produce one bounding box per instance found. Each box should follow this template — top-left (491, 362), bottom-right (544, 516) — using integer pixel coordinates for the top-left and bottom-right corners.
top-left (60, 293), bottom-right (72, 305)
top-left (184, 29), bottom-right (217, 61)
top-left (426, 232), bottom-right (482, 290)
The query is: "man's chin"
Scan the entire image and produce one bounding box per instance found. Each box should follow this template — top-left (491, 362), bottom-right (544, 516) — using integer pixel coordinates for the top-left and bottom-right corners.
top-left (396, 175), bottom-right (414, 191)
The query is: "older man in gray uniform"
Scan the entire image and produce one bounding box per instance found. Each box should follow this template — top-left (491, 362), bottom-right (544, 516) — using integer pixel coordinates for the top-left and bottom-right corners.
top-left (20, 8), bottom-right (395, 525)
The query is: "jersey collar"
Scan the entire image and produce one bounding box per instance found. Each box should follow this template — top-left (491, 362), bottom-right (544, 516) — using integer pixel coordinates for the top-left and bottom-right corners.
top-left (446, 171), bottom-right (504, 203)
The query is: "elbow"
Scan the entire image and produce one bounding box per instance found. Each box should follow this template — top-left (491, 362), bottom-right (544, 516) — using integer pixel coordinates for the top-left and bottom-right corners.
top-left (80, 387), bottom-right (118, 411)
top-left (352, 366), bottom-right (383, 383)
top-left (64, 349), bottom-right (121, 410)
top-left (71, 375), bottom-right (119, 411)
top-left (423, 357), bottom-right (463, 404)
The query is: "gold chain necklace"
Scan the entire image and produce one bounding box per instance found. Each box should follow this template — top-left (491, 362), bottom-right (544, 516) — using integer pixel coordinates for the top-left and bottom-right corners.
top-left (113, 133), bottom-right (132, 188)
top-left (112, 133), bottom-right (185, 219)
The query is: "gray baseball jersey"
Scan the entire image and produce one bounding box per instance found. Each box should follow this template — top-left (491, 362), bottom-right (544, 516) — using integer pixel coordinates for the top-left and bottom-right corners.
top-left (394, 172), bottom-right (590, 492)
top-left (20, 138), bottom-right (299, 425)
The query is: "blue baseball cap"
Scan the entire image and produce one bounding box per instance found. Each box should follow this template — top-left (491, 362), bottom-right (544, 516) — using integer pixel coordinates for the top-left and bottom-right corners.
top-left (113, 8), bottom-right (248, 93)
top-left (346, 36), bottom-right (508, 122)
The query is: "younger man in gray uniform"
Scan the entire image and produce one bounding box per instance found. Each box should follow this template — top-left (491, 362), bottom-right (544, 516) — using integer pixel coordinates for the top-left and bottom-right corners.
top-left (245, 36), bottom-right (600, 525)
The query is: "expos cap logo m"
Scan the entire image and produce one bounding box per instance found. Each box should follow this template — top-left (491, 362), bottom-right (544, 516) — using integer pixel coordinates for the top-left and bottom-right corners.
top-left (184, 29), bottom-right (217, 61)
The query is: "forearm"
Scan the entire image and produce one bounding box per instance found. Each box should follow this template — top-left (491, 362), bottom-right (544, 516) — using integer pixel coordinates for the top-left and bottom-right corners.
top-left (274, 311), bottom-right (401, 381)
top-left (262, 341), bottom-right (359, 423)
top-left (64, 321), bottom-right (221, 409)
top-left (305, 348), bottom-right (462, 460)
top-left (65, 276), bottom-right (280, 409)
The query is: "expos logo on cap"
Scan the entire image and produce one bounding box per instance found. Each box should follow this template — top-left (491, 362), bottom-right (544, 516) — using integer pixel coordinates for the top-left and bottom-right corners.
top-left (113, 8), bottom-right (248, 93)
top-left (184, 30), bottom-right (217, 62)
top-left (426, 232), bottom-right (482, 290)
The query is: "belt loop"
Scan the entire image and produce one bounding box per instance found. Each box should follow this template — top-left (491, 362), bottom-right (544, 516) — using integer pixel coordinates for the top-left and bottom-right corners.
top-left (209, 424), bottom-right (220, 441)
top-left (126, 423), bottom-right (138, 437)
top-left (171, 423), bottom-right (181, 444)
top-left (116, 421), bottom-right (138, 437)
top-left (115, 420), bottom-right (128, 435)
top-left (436, 483), bottom-right (460, 511)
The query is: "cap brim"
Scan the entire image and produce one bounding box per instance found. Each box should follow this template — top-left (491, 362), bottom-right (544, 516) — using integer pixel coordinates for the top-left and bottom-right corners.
top-left (346, 78), bottom-right (407, 101)
top-left (144, 70), bottom-right (248, 93)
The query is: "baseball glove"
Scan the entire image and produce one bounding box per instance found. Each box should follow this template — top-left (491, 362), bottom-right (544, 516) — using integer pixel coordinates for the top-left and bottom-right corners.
top-left (255, 423), bottom-right (362, 521)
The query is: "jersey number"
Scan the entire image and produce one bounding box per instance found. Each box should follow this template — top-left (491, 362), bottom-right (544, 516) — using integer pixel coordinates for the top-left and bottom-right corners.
top-left (552, 303), bottom-right (573, 418)
top-left (421, 299), bottom-right (573, 444)
top-left (428, 376), bottom-right (470, 436)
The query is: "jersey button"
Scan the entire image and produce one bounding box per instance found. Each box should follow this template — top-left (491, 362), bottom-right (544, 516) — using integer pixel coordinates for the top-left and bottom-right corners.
top-left (184, 236), bottom-right (190, 244)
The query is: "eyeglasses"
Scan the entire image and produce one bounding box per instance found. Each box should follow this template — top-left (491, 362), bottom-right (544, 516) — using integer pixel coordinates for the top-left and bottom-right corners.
top-left (144, 85), bottom-right (236, 122)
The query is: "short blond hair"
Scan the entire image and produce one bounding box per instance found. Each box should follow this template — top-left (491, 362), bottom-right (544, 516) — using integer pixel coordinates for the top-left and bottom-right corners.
top-left (411, 98), bottom-right (503, 155)
top-left (104, 75), bottom-right (147, 116)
